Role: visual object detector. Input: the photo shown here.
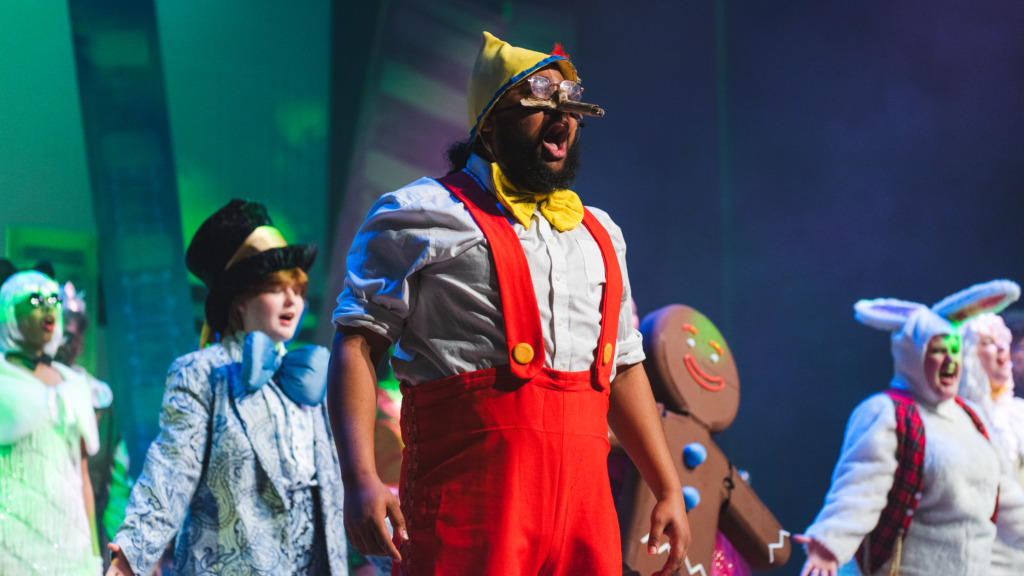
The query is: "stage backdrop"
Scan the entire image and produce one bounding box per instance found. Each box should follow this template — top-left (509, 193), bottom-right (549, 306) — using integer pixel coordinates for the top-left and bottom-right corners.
top-left (3, 2), bottom-right (1023, 574)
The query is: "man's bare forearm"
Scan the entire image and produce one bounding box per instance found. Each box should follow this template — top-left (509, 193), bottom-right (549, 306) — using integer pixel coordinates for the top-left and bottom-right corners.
top-left (326, 327), bottom-right (391, 483)
top-left (607, 362), bottom-right (681, 498)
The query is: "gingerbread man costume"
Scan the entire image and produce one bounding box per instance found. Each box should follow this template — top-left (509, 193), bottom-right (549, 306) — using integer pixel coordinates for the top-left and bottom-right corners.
top-left (614, 304), bottom-right (791, 575)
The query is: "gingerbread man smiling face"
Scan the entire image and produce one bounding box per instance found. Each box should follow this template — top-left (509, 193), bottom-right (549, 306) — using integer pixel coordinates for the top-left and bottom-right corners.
top-left (646, 305), bottom-right (740, 433)
top-left (616, 304), bottom-right (789, 575)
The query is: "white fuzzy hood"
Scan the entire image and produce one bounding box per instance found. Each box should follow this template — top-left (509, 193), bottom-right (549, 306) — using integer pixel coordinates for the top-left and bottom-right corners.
top-left (890, 307), bottom-right (958, 407)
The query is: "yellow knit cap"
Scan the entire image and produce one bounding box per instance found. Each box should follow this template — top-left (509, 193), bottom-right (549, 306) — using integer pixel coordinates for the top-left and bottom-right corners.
top-left (467, 31), bottom-right (577, 141)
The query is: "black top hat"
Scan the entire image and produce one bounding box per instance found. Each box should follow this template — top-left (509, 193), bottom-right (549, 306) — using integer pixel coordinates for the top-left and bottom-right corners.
top-left (186, 199), bottom-right (316, 333)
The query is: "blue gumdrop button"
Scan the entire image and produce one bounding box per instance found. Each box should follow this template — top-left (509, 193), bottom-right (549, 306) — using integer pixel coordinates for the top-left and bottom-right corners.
top-left (683, 443), bottom-right (708, 468)
top-left (682, 486), bottom-right (700, 511)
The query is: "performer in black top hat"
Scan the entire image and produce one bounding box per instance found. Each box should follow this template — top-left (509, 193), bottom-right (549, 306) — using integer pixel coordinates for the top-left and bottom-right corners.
top-left (107, 199), bottom-right (350, 576)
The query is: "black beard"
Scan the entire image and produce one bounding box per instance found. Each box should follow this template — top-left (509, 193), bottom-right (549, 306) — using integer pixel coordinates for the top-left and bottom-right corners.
top-left (494, 121), bottom-right (582, 194)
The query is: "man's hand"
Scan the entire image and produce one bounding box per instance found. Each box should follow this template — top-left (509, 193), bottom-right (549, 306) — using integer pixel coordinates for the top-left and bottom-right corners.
top-left (646, 490), bottom-right (690, 576)
top-left (344, 472), bottom-right (408, 560)
top-left (105, 543), bottom-right (135, 576)
top-left (793, 534), bottom-right (839, 576)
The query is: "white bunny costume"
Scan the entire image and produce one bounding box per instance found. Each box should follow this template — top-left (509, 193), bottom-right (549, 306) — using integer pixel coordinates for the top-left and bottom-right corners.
top-left (803, 280), bottom-right (1024, 576)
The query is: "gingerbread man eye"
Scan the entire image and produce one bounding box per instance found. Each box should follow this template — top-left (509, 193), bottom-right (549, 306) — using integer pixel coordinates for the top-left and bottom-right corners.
top-left (708, 340), bottom-right (723, 364)
top-left (683, 324), bottom-right (698, 348)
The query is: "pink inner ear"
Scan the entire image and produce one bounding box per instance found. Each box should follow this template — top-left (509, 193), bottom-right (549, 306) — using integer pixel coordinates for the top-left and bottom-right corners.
top-left (949, 294), bottom-right (1007, 322)
top-left (976, 294), bottom-right (1006, 311)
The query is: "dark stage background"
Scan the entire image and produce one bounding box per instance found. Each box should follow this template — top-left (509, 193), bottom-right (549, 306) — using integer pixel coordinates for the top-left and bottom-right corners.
top-left (572, 5), bottom-right (1024, 572)
top-left (2, 1), bottom-right (1023, 574)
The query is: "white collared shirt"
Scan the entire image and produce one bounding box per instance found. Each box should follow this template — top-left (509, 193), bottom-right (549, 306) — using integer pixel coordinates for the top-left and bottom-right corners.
top-left (333, 154), bottom-right (644, 386)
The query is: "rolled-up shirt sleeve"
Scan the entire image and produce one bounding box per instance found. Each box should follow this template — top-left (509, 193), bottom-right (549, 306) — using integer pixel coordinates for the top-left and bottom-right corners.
top-left (613, 233), bottom-right (645, 370)
top-left (590, 207), bottom-right (645, 371)
top-left (333, 180), bottom-right (441, 343)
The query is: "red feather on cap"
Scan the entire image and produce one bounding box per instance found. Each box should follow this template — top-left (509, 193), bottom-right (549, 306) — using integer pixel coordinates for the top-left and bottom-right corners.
top-left (552, 43), bottom-right (569, 59)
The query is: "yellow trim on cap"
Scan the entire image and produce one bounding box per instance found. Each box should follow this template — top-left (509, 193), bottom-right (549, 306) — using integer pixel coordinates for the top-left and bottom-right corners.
top-left (224, 226), bottom-right (287, 270)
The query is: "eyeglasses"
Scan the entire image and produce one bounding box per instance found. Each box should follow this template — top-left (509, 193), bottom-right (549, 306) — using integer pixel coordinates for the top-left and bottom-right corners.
top-left (489, 74), bottom-right (603, 119)
top-left (527, 76), bottom-right (583, 103)
top-left (25, 293), bottom-right (62, 308)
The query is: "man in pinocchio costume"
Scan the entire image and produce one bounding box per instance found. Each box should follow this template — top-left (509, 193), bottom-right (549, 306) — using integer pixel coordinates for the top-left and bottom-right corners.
top-left (329, 32), bottom-right (690, 575)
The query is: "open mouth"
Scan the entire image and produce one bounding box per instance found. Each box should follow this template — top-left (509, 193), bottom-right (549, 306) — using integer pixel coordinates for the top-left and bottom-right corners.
top-left (939, 363), bottom-right (959, 385)
top-left (541, 121), bottom-right (569, 160)
top-left (684, 354), bottom-right (726, 392)
top-left (279, 312), bottom-right (295, 325)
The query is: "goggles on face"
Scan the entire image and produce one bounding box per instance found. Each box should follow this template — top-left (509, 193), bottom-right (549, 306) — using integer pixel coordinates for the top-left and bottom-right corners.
top-left (24, 293), bottom-right (62, 309)
top-left (519, 75), bottom-right (605, 118)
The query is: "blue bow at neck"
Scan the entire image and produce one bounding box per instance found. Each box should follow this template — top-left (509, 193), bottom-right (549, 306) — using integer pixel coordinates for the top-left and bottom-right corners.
top-left (241, 331), bottom-right (329, 406)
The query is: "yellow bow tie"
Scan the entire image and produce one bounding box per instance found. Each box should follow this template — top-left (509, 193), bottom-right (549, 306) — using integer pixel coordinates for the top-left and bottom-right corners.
top-left (490, 163), bottom-right (584, 232)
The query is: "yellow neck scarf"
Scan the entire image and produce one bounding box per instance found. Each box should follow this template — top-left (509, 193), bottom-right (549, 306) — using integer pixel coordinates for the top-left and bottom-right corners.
top-left (490, 163), bottom-right (584, 232)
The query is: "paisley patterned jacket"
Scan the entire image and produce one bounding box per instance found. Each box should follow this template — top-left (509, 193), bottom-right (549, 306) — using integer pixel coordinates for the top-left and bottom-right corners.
top-left (113, 340), bottom-right (348, 575)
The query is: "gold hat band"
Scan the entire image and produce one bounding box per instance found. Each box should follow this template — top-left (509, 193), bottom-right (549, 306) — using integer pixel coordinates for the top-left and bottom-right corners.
top-left (223, 225), bottom-right (287, 271)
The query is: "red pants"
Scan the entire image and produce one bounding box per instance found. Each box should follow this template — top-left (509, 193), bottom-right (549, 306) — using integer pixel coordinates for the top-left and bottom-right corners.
top-left (396, 365), bottom-right (622, 575)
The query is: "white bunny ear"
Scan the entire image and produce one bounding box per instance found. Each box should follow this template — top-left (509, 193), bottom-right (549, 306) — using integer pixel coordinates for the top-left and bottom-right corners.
top-left (854, 298), bottom-right (927, 332)
top-left (932, 279), bottom-right (1021, 325)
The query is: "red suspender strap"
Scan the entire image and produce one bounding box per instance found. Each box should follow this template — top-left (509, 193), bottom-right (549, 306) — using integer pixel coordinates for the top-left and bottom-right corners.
top-left (436, 171), bottom-right (545, 380)
top-left (857, 389), bottom-right (925, 575)
top-left (955, 396), bottom-right (992, 439)
top-left (955, 397), bottom-right (999, 522)
top-left (581, 210), bottom-right (622, 389)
